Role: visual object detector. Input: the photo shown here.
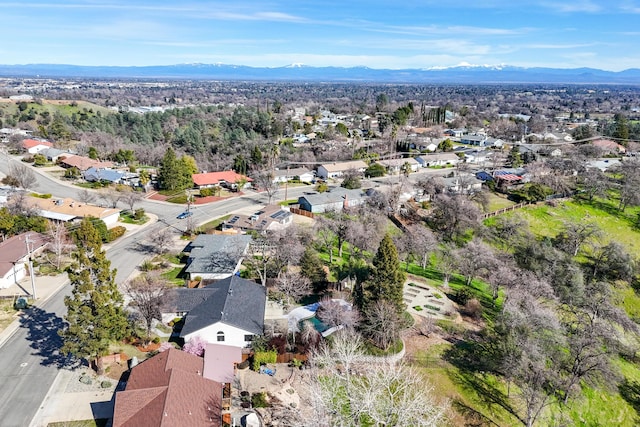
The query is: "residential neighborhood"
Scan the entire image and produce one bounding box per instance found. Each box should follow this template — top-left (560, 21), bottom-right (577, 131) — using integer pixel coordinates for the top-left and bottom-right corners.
top-left (0, 78), bottom-right (640, 427)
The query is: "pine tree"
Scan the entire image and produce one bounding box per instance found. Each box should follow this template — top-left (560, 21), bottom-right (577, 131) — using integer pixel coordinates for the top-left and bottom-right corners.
top-left (362, 234), bottom-right (406, 313)
top-left (59, 218), bottom-right (128, 371)
top-left (158, 147), bottom-right (180, 190)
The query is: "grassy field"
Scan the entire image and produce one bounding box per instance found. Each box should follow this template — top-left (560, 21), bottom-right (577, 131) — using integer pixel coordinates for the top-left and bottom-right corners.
top-left (499, 196), bottom-right (640, 257)
top-left (485, 192), bottom-right (518, 212)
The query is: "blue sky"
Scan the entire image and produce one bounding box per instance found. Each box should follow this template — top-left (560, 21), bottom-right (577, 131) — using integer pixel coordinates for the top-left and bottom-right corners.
top-left (2, 0), bottom-right (639, 70)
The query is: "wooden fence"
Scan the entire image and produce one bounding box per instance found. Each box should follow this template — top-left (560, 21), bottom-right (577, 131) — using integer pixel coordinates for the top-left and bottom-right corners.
top-left (289, 206), bottom-right (314, 219)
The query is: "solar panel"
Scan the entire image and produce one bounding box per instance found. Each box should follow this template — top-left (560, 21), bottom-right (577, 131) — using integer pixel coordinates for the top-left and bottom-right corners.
top-left (228, 216), bottom-right (240, 224)
top-left (270, 210), bottom-right (290, 220)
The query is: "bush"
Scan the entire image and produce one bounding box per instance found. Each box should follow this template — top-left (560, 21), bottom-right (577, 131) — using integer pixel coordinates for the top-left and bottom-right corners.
top-left (463, 298), bottom-right (483, 320)
top-left (252, 350), bottom-right (277, 371)
top-left (251, 392), bottom-right (270, 408)
top-left (79, 375), bottom-right (92, 385)
top-left (432, 292), bottom-right (443, 299)
top-left (424, 304), bottom-right (441, 312)
top-left (134, 208), bottom-right (145, 220)
top-left (199, 187), bottom-right (214, 197)
top-left (152, 337), bottom-right (161, 344)
top-left (107, 226), bottom-right (127, 242)
top-left (100, 380), bottom-right (112, 389)
top-left (413, 305), bottom-right (423, 311)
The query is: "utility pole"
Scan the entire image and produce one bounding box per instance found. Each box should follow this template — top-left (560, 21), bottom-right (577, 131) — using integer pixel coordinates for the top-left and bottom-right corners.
top-left (25, 234), bottom-right (37, 300)
top-left (284, 164), bottom-right (290, 202)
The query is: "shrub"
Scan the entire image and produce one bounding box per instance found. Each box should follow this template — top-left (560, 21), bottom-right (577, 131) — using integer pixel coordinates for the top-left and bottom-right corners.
top-left (432, 292), bottom-right (443, 299)
top-left (134, 208), bottom-right (145, 220)
top-left (463, 298), bottom-right (483, 320)
top-left (152, 337), bottom-right (161, 344)
top-left (79, 375), bottom-right (92, 385)
top-left (251, 392), bottom-right (270, 408)
top-left (140, 260), bottom-right (156, 272)
top-left (107, 226), bottom-right (127, 242)
top-left (100, 380), bottom-right (112, 388)
top-left (200, 187), bottom-right (214, 197)
top-left (252, 350), bottom-right (277, 371)
top-left (413, 305), bottom-right (423, 311)
top-left (424, 304), bottom-right (441, 312)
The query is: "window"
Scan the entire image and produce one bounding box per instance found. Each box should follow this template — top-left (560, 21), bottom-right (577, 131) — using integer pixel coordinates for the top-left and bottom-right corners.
top-left (244, 335), bottom-right (254, 342)
top-left (216, 331), bottom-right (225, 342)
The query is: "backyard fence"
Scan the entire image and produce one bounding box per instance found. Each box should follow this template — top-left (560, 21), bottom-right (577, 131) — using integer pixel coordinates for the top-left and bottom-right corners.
top-left (289, 206), bottom-right (314, 218)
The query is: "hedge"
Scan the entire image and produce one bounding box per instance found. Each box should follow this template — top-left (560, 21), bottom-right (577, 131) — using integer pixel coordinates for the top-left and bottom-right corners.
top-left (252, 350), bottom-right (277, 371)
top-left (107, 226), bottom-right (127, 242)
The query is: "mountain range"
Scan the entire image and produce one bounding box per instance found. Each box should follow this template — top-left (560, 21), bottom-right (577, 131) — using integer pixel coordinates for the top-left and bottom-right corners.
top-left (1, 63), bottom-right (640, 84)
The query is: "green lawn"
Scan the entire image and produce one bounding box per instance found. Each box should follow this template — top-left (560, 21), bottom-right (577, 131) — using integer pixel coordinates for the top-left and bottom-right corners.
top-left (485, 192), bottom-right (517, 212)
top-left (161, 266), bottom-right (185, 285)
top-left (199, 214), bottom-right (231, 233)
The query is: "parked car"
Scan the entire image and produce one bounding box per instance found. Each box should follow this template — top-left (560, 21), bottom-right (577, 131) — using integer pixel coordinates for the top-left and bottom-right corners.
top-left (177, 211), bottom-right (193, 219)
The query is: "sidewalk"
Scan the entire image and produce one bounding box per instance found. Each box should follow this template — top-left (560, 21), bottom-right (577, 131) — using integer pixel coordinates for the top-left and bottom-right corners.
top-left (0, 212), bottom-right (159, 427)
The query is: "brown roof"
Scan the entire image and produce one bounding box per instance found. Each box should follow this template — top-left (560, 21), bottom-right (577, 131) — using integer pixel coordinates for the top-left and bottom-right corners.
top-left (113, 349), bottom-right (223, 427)
top-left (59, 155), bottom-right (114, 171)
top-left (0, 232), bottom-right (48, 277)
top-left (26, 197), bottom-right (120, 221)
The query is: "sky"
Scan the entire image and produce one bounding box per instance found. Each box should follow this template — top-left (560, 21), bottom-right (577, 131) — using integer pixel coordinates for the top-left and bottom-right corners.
top-left (2, 1), bottom-right (640, 71)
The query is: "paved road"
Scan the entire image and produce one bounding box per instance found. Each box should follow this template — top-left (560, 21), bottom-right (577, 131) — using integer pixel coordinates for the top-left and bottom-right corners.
top-left (0, 284), bottom-right (72, 427)
top-left (0, 149), bottom-right (457, 425)
top-left (0, 152), bottom-right (313, 425)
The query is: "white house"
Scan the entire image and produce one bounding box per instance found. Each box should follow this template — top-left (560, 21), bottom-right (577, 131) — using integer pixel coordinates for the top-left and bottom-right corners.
top-left (0, 232), bottom-right (48, 289)
top-left (179, 276), bottom-right (266, 348)
top-left (21, 139), bottom-right (52, 154)
top-left (377, 158), bottom-right (420, 173)
top-left (416, 153), bottom-right (461, 168)
top-left (317, 160), bottom-right (368, 179)
top-left (273, 167), bottom-right (315, 183)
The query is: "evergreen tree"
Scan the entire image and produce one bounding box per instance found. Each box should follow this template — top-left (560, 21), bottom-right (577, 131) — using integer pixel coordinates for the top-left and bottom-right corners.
top-left (158, 147), bottom-right (180, 190)
top-left (362, 234), bottom-right (406, 313)
top-left (59, 218), bottom-right (128, 371)
top-left (299, 246), bottom-right (327, 292)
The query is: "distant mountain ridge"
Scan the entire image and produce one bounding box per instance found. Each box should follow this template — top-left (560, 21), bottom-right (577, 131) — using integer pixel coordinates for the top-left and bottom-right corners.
top-left (1, 63), bottom-right (640, 84)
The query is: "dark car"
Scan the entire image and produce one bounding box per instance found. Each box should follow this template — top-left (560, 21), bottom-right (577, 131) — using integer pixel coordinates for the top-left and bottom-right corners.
top-left (176, 211), bottom-right (193, 219)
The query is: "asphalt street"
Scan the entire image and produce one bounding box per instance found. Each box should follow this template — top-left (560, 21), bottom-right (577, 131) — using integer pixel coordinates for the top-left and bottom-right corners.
top-left (0, 150), bottom-right (453, 425)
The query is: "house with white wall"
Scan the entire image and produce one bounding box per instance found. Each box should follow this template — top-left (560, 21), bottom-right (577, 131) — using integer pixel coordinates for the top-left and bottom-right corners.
top-left (183, 234), bottom-right (252, 281)
top-left (317, 160), bottom-right (368, 179)
top-left (180, 276), bottom-right (266, 348)
top-left (0, 232), bottom-right (48, 288)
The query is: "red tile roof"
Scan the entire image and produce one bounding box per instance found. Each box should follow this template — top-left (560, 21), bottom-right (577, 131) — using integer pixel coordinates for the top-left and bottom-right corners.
top-left (21, 139), bottom-right (52, 149)
top-left (192, 171), bottom-right (252, 187)
top-left (113, 349), bottom-right (223, 427)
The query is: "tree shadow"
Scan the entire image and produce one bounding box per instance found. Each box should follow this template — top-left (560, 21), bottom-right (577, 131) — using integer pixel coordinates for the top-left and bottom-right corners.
top-left (619, 379), bottom-right (640, 424)
top-left (443, 341), bottom-right (522, 424)
top-left (19, 306), bottom-right (77, 368)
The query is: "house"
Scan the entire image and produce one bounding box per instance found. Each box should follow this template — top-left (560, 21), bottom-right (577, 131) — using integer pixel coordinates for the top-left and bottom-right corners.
top-left (59, 155), bottom-right (114, 171)
top-left (180, 275), bottom-right (267, 348)
top-left (273, 167), bottom-right (315, 183)
top-left (464, 150), bottom-right (491, 164)
top-left (416, 153), bottom-right (460, 168)
top-left (377, 158), bottom-right (420, 173)
top-left (297, 187), bottom-right (367, 213)
top-left (112, 348), bottom-right (223, 427)
top-left (494, 171), bottom-right (524, 188)
top-left (586, 158), bottom-right (621, 171)
top-left (21, 139), bottom-right (53, 154)
top-left (83, 167), bottom-right (125, 184)
top-left (460, 134), bottom-right (488, 146)
top-left (591, 139), bottom-right (626, 155)
top-left (25, 196), bottom-right (121, 227)
top-left (183, 234), bottom-right (252, 281)
top-left (222, 205), bottom-right (293, 233)
top-left (0, 232), bottom-right (48, 289)
top-left (444, 128), bottom-right (466, 138)
top-left (442, 174), bottom-right (483, 194)
top-left (40, 148), bottom-right (69, 163)
top-left (192, 171), bottom-right (252, 189)
top-left (316, 160), bottom-right (368, 179)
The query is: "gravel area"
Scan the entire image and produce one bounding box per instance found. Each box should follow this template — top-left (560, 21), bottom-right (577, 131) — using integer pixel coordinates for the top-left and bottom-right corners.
top-left (64, 367), bottom-right (120, 393)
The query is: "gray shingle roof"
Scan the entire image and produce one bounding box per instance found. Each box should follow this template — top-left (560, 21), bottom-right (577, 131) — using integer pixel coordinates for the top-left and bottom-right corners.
top-left (183, 234), bottom-right (252, 276)
top-left (180, 276), bottom-right (266, 337)
top-left (297, 187), bottom-right (365, 207)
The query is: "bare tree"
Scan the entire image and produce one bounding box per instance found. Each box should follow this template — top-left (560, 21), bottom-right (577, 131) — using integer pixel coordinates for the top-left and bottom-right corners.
top-left (7, 162), bottom-right (36, 189)
top-left (360, 300), bottom-right (406, 351)
top-left (255, 170), bottom-right (280, 204)
top-left (45, 220), bottom-right (71, 270)
top-left (316, 297), bottom-right (360, 329)
top-left (121, 189), bottom-right (144, 212)
top-left (125, 271), bottom-right (174, 343)
top-left (77, 188), bottom-right (97, 205)
top-left (100, 187), bottom-right (122, 208)
top-left (454, 239), bottom-right (497, 286)
top-left (434, 243), bottom-right (456, 288)
top-left (429, 193), bottom-right (480, 241)
top-left (150, 228), bottom-right (173, 254)
top-left (273, 270), bottom-right (311, 306)
top-left (553, 221), bottom-right (601, 257)
top-left (308, 329), bottom-right (447, 427)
